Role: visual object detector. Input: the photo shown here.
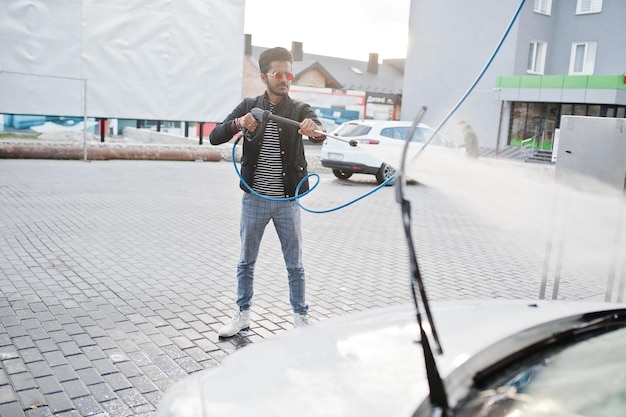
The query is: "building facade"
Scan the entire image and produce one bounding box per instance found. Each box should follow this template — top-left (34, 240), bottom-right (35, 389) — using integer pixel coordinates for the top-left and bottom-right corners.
top-left (402, 0), bottom-right (626, 156)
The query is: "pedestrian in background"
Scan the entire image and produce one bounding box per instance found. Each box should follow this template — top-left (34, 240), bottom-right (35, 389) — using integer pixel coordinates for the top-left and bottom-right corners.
top-left (459, 120), bottom-right (480, 159)
top-left (209, 47), bottom-right (326, 338)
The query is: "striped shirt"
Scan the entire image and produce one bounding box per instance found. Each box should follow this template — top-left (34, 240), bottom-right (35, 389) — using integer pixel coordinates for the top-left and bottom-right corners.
top-left (253, 104), bottom-right (285, 197)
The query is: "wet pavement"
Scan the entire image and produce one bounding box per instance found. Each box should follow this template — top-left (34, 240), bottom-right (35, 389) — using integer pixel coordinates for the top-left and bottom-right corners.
top-left (0, 154), bottom-right (618, 416)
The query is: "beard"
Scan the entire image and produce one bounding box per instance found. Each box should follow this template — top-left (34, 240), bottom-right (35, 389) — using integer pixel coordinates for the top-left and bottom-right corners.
top-left (267, 82), bottom-right (289, 97)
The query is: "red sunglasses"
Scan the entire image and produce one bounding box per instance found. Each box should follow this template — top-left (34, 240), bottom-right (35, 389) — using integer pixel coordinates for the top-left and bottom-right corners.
top-left (266, 71), bottom-right (294, 81)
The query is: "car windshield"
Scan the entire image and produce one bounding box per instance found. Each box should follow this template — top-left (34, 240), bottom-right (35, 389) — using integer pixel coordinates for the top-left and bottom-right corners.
top-left (456, 325), bottom-right (626, 417)
top-left (335, 123), bottom-right (371, 137)
top-left (380, 126), bottom-right (410, 140)
top-left (378, 126), bottom-right (451, 146)
top-left (377, 126), bottom-right (428, 142)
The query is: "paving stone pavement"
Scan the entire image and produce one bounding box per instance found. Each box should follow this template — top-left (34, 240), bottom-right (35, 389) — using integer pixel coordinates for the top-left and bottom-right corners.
top-left (0, 153), bottom-right (621, 416)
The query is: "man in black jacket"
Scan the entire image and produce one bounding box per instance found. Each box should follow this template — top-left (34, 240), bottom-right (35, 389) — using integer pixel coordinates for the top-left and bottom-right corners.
top-left (209, 47), bottom-right (326, 337)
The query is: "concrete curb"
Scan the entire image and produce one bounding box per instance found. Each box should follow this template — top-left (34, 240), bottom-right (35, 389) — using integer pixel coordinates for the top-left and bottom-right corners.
top-left (0, 140), bottom-right (223, 162)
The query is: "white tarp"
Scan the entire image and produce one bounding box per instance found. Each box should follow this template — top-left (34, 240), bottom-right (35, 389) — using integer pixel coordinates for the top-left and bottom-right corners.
top-left (0, 0), bottom-right (244, 121)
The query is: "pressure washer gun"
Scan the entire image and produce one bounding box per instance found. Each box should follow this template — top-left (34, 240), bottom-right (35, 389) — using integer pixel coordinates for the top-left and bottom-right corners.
top-left (250, 108), bottom-right (358, 146)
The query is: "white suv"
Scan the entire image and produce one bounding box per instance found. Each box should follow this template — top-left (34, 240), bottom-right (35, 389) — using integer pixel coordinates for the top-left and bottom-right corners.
top-left (320, 120), bottom-right (456, 184)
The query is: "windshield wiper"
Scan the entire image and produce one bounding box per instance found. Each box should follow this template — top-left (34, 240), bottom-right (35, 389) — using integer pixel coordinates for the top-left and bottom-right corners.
top-left (396, 106), bottom-right (449, 417)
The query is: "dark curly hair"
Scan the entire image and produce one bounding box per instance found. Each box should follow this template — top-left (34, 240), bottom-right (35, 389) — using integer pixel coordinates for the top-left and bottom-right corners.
top-left (258, 47), bottom-right (293, 74)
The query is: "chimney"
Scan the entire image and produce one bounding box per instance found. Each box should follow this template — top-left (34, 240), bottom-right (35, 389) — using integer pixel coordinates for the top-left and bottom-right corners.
top-left (244, 34), bottom-right (252, 56)
top-left (291, 41), bottom-right (303, 61)
top-left (367, 53), bottom-right (379, 74)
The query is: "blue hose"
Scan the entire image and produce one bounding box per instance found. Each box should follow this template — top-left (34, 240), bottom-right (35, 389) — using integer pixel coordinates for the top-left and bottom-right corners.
top-left (230, 142), bottom-right (394, 214)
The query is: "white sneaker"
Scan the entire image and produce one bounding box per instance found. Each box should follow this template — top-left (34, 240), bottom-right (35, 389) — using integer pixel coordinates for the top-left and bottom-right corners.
top-left (218, 310), bottom-right (251, 337)
top-left (293, 313), bottom-right (309, 328)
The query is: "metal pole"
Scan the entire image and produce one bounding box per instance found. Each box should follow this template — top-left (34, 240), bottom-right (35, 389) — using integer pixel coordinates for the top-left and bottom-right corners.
top-left (539, 186), bottom-right (559, 299)
top-left (495, 101), bottom-right (504, 158)
top-left (100, 119), bottom-right (105, 143)
top-left (551, 190), bottom-right (571, 300)
top-left (619, 195), bottom-right (626, 302)
top-left (606, 196), bottom-right (625, 302)
top-left (83, 78), bottom-right (88, 161)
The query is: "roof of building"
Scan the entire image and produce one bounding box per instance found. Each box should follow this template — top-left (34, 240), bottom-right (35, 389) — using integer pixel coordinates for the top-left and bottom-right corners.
top-left (291, 60), bottom-right (343, 89)
top-left (248, 45), bottom-right (405, 96)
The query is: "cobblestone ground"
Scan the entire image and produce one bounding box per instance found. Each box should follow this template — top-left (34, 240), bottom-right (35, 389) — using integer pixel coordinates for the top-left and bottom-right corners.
top-left (0, 155), bottom-right (622, 416)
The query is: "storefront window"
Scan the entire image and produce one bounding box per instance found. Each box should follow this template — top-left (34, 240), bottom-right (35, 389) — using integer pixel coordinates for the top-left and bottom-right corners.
top-left (587, 105), bottom-right (601, 116)
top-left (508, 102), bottom-right (557, 149)
top-left (573, 104), bottom-right (587, 115)
top-left (561, 104), bottom-right (573, 116)
top-left (509, 102), bottom-right (625, 150)
top-left (601, 106), bottom-right (616, 117)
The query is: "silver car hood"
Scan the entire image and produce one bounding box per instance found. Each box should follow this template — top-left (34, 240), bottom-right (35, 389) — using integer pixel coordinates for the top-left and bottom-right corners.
top-left (157, 299), bottom-right (622, 417)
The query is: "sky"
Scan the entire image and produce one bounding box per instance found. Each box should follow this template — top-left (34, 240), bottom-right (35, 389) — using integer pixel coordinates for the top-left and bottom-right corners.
top-left (243, 0), bottom-right (411, 62)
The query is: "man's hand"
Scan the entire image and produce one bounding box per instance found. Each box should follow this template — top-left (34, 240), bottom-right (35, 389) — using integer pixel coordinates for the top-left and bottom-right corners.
top-left (237, 113), bottom-right (258, 132)
top-left (299, 118), bottom-right (325, 139)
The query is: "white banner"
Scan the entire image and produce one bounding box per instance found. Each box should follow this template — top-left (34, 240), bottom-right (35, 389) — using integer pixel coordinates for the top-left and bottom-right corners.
top-left (0, 0), bottom-right (244, 122)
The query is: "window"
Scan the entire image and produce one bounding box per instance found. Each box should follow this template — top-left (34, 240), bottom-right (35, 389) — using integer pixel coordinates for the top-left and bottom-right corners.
top-left (573, 104), bottom-right (588, 115)
top-left (533, 0), bottom-right (552, 15)
top-left (527, 41), bottom-right (547, 74)
top-left (381, 127), bottom-right (404, 140)
top-left (568, 42), bottom-right (597, 74)
top-left (576, 0), bottom-right (603, 14)
top-left (587, 105), bottom-right (601, 117)
top-left (335, 124), bottom-right (371, 137)
top-left (508, 102), bottom-right (557, 147)
top-left (563, 104), bottom-right (626, 119)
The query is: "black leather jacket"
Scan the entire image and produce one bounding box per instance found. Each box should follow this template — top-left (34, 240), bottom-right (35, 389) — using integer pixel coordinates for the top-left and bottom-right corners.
top-left (209, 93), bottom-right (324, 197)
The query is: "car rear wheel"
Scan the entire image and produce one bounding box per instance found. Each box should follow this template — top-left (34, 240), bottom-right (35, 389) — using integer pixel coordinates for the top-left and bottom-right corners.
top-left (375, 163), bottom-right (396, 185)
top-left (332, 169), bottom-right (353, 180)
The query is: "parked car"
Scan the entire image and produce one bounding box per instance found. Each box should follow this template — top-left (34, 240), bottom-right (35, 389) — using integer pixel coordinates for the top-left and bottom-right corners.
top-left (156, 299), bottom-right (626, 417)
top-left (320, 120), bottom-right (457, 184)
